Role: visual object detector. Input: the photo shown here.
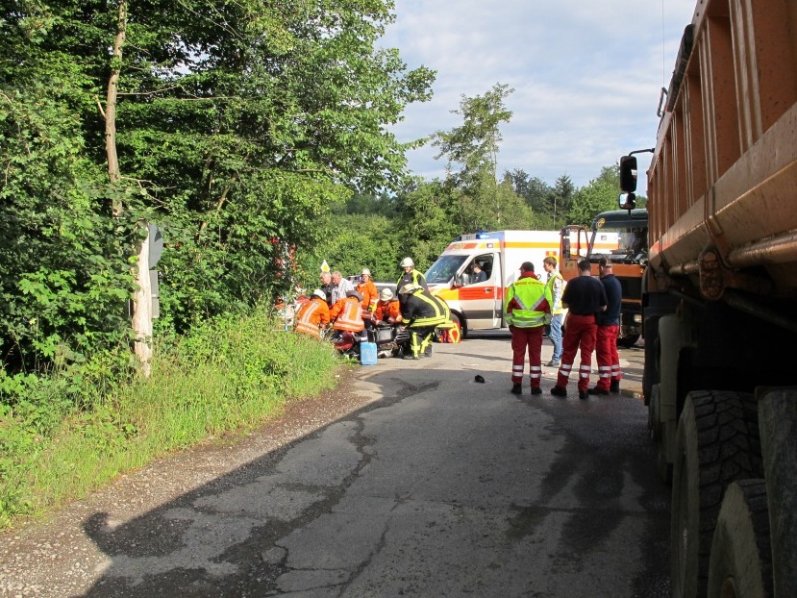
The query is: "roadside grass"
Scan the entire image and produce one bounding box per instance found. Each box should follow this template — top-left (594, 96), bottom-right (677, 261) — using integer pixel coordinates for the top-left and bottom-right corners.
top-left (0, 310), bottom-right (341, 529)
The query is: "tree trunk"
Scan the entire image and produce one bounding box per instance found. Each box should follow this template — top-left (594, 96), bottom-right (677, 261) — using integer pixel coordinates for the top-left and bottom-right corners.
top-left (104, 1), bottom-right (152, 376)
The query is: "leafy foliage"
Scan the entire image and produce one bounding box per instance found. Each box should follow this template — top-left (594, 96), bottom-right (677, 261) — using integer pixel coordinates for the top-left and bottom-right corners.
top-left (1, 0), bottom-right (434, 371)
top-left (566, 166), bottom-right (621, 226)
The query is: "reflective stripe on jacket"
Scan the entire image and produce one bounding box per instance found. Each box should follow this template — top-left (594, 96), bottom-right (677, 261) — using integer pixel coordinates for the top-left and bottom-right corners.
top-left (504, 275), bottom-right (552, 328)
top-left (402, 289), bottom-right (450, 328)
top-left (295, 298), bottom-right (331, 339)
top-left (330, 297), bottom-right (365, 332)
top-left (396, 269), bottom-right (429, 295)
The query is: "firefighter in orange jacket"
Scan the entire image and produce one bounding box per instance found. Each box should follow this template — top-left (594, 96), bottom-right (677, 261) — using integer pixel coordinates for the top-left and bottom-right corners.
top-left (357, 268), bottom-right (379, 313)
top-left (330, 289), bottom-right (365, 333)
top-left (294, 289), bottom-right (331, 339)
top-left (373, 287), bottom-right (402, 325)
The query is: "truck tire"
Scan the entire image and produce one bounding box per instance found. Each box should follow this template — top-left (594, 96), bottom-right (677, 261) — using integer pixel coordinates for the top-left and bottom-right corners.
top-left (671, 390), bottom-right (763, 598)
top-left (648, 383), bottom-right (672, 482)
top-left (707, 480), bottom-right (772, 598)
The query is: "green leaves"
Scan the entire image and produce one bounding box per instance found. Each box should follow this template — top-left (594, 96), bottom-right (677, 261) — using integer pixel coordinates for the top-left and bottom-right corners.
top-left (2, 0), bottom-right (431, 374)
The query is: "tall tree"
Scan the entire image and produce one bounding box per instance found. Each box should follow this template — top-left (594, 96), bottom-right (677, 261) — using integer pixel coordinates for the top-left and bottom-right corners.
top-left (0, 0), bottom-right (434, 374)
top-left (551, 175), bottom-right (575, 229)
top-left (566, 166), bottom-right (621, 226)
top-left (503, 169), bottom-right (555, 228)
top-left (433, 83), bottom-right (516, 228)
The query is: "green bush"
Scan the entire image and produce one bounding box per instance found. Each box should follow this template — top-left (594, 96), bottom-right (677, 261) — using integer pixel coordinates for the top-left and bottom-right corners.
top-left (0, 309), bottom-right (341, 528)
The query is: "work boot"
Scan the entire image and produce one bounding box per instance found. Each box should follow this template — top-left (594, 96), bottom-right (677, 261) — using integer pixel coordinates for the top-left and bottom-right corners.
top-left (530, 387), bottom-right (542, 395)
top-left (588, 386), bottom-right (609, 396)
top-left (578, 389), bottom-right (589, 400)
top-left (511, 383), bottom-right (522, 395)
top-left (403, 354), bottom-right (419, 360)
top-left (610, 380), bottom-right (620, 393)
top-left (550, 386), bottom-right (567, 397)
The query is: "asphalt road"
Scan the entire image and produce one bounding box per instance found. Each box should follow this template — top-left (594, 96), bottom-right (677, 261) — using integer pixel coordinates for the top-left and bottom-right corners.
top-left (1, 333), bottom-right (668, 597)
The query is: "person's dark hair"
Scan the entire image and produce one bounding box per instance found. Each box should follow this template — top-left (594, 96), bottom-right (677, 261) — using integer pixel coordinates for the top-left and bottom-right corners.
top-left (520, 261), bottom-right (535, 273)
top-left (577, 259), bottom-right (591, 272)
top-left (598, 256), bottom-right (609, 268)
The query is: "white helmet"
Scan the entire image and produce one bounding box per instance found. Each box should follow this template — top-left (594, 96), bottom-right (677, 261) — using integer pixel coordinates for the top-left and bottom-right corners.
top-left (312, 289), bottom-right (326, 301)
top-left (379, 287), bottom-right (394, 301)
top-left (361, 268), bottom-right (371, 276)
top-left (400, 257), bottom-right (414, 268)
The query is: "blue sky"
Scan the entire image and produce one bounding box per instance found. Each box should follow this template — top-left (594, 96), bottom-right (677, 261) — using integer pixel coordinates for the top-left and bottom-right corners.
top-left (380, 0), bottom-right (697, 193)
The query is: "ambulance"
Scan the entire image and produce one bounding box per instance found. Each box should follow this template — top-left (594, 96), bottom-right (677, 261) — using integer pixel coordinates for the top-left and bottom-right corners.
top-left (424, 230), bottom-right (560, 339)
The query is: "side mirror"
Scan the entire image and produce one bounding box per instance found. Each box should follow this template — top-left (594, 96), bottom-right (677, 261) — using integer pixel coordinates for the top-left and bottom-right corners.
top-left (619, 192), bottom-right (636, 210)
top-left (619, 155), bottom-right (638, 193)
top-left (453, 274), bottom-right (465, 288)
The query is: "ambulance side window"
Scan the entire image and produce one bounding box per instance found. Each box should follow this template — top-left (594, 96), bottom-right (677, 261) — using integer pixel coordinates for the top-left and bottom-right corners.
top-left (468, 254), bottom-right (493, 284)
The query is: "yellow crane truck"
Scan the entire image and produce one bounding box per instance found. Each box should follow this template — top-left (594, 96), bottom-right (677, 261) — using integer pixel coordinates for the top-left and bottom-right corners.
top-left (619, 0), bottom-right (797, 596)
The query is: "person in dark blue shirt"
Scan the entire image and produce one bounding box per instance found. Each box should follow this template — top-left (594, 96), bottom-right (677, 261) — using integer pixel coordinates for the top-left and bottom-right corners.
top-left (590, 257), bottom-right (623, 395)
top-left (551, 259), bottom-right (607, 399)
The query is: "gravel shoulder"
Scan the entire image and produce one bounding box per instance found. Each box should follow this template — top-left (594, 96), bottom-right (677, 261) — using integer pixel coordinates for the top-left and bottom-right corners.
top-left (0, 365), bottom-right (378, 597)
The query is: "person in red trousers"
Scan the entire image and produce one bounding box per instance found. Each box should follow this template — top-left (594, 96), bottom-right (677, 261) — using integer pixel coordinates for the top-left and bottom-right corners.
top-left (550, 259), bottom-right (607, 399)
top-left (590, 257), bottom-right (623, 395)
top-left (504, 262), bottom-right (552, 395)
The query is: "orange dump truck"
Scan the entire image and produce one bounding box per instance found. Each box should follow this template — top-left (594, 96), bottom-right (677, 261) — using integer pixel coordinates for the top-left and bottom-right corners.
top-left (619, 0), bottom-right (797, 596)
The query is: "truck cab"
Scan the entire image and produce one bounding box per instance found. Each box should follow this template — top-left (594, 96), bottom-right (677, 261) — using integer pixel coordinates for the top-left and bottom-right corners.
top-left (559, 209), bottom-right (648, 346)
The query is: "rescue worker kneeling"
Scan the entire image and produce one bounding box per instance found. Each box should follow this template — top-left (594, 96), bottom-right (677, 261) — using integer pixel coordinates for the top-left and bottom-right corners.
top-left (294, 289), bottom-right (331, 339)
top-left (330, 289), bottom-right (365, 334)
top-left (398, 284), bottom-right (450, 360)
top-left (372, 287), bottom-right (402, 326)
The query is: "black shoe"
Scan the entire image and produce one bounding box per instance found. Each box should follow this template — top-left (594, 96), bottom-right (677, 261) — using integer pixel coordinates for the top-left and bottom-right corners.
top-left (546, 360), bottom-right (560, 367)
top-left (511, 383), bottom-right (522, 395)
top-left (530, 387), bottom-right (542, 395)
top-left (550, 386), bottom-right (567, 397)
top-left (610, 380), bottom-right (620, 393)
top-left (578, 389), bottom-right (589, 400)
top-left (403, 354), bottom-right (419, 360)
top-left (588, 387), bottom-right (609, 396)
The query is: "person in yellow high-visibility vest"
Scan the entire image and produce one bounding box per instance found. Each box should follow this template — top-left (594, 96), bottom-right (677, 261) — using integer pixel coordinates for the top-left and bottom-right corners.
top-left (504, 261), bottom-right (552, 395)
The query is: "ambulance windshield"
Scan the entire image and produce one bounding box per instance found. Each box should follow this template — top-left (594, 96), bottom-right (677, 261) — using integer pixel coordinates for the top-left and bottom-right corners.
top-left (425, 255), bottom-right (468, 284)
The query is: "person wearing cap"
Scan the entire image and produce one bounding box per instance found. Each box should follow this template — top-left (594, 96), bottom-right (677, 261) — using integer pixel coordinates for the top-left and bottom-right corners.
top-left (504, 261), bottom-right (552, 395)
top-left (373, 287), bottom-right (402, 325)
top-left (330, 289), bottom-right (365, 333)
top-left (551, 259), bottom-right (608, 400)
top-left (590, 257), bottom-right (623, 395)
top-left (399, 284), bottom-right (449, 359)
top-left (357, 268), bottom-right (379, 313)
top-left (294, 289), bottom-right (331, 339)
top-left (330, 270), bottom-right (355, 305)
top-left (396, 257), bottom-right (429, 307)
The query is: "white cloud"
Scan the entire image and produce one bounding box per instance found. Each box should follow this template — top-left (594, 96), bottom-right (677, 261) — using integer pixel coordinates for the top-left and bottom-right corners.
top-left (382, 0), bottom-right (697, 191)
